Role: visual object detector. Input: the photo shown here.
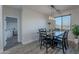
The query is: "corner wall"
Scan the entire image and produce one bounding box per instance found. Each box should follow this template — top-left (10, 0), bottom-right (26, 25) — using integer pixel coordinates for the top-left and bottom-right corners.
top-left (0, 5), bottom-right (3, 52)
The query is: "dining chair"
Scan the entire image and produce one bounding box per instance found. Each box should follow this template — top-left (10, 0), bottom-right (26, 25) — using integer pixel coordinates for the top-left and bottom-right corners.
top-left (64, 30), bottom-right (69, 49)
top-left (43, 33), bottom-right (54, 53)
top-left (39, 28), bottom-right (47, 49)
top-left (39, 28), bottom-right (54, 53)
top-left (53, 30), bottom-right (69, 53)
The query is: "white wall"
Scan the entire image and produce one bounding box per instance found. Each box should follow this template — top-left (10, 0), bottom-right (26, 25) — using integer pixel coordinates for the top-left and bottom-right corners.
top-left (0, 5), bottom-right (3, 52)
top-left (3, 6), bottom-right (22, 47)
top-left (22, 6), bottom-right (47, 44)
top-left (3, 6), bottom-right (48, 46)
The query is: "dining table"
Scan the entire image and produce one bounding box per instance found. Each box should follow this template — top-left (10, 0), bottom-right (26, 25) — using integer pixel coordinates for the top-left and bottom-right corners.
top-left (53, 31), bottom-right (64, 37)
top-left (38, 29), bottom-right (65, 51)
top-left (46, 30), bottom-right (65, 48)
top-left (47, 31), bottom-right (64, 37)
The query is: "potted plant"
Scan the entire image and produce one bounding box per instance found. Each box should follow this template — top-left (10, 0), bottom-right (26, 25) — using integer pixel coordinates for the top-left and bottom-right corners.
top-left (72, 24), bottom-right (79, 39)
top-left (72, 24), bottom-right (79, 49)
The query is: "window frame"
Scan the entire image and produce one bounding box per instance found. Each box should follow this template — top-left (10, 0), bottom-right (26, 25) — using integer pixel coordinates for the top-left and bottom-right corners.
top-left (55, 14), bottom-right (71, 30)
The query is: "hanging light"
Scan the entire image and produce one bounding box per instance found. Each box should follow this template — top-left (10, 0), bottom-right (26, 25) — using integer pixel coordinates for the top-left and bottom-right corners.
top-left (49, 16), bottom-right (53, 20)
top-left (49, 6), bottom-right (54, 20)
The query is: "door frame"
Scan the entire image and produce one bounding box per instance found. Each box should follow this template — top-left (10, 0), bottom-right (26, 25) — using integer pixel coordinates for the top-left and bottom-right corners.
top-left (3, 16), bottom-right (22, 50)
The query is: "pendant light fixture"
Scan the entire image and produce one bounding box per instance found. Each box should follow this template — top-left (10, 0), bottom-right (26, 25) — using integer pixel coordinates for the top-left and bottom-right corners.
top-left (49, 5), bottom-right (54, 20)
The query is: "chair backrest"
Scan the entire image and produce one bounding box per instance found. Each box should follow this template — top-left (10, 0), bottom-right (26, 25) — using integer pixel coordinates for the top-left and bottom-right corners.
top-left (39, 28), bottom-right (47, 40)
top-left (39, 28), bottom-right (47, 35)
top-left (62, 30), bottom-right (69, 41)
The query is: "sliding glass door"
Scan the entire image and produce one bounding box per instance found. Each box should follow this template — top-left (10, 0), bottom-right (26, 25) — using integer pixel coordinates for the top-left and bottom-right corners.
top-left (62, 15), bottom-right (71, 30)
top-left (55, 15), bottom-right (71, 30)
top-left (55, 17), bottom-right (62, 30)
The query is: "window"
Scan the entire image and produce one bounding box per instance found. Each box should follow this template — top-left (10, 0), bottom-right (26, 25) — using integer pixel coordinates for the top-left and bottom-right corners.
top-left (55, 17), bottom-right (62, 30)
top-left (55, 15), bottom-right (71, 30)
top-left (62, 16), bottom-right (71, 30)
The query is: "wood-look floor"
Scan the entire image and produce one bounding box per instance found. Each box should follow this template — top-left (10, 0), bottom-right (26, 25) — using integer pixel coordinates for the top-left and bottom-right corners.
top-left (1, 41), bottom-right (79, 54)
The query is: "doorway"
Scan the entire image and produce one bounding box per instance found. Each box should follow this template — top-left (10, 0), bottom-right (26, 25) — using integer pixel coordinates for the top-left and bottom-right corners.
top-left (4, 17), bottom-right (21, 50)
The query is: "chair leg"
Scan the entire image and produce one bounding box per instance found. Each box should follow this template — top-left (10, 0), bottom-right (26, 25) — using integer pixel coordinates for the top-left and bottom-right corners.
top-left (46, 48), bottom-right (48, 53)
top-left (46, 44), bottom-right (48, 53)
top-left (64, 41), bottom-right (67, 50)
top-left (50, 40), bottom-right (54, 49)
top-left (62, 42), bottom-right (65, 54)
top-left (66, 40), bottom-right (69, 48)
top-left (65, 40), bottom-right (69, 50)
top-left (40, 41), bottom-right (42, 49)
top-left (62, 46), bottom-right (65, 54)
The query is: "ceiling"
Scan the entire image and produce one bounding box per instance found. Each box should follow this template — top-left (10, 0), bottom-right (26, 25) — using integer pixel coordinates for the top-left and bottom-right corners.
top-left (4, 5), bottom-right (79, 16)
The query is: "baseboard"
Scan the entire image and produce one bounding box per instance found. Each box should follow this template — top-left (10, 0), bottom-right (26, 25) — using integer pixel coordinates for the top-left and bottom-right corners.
top-left (0, 49), bottom-right (3, 53)
top-left (22, 39), bottom-right (38, 45)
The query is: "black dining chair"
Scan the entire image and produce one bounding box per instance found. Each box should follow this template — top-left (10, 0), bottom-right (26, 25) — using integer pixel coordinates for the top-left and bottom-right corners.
top-left (53, 30), bottom-right (69, 53)
top-left (43, 33), bottom-right (54, 53)
top-left (64, 30), bottom-right (69, 49)
top-left (39, 28), bottom-right (54, 53)
top-left (39, 28), bottom-right (47, 49)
